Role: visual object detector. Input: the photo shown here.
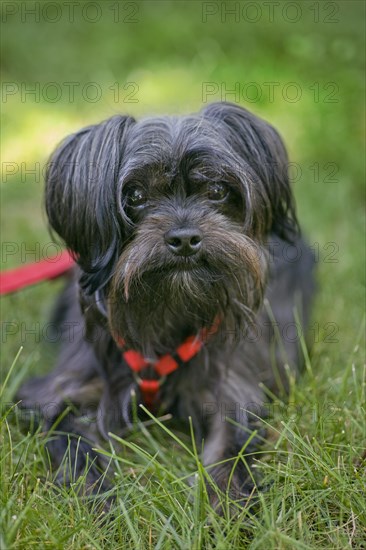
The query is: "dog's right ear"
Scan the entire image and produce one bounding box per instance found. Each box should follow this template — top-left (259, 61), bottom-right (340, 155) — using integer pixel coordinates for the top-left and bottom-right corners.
top-left (45, 115), bottom-right (135, 293)
top-left (201, 102), bottom-right (298, 241)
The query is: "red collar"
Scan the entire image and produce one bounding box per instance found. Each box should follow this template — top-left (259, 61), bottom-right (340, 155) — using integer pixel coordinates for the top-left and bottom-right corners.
top-left (114, 318), bottom-right (220, 409)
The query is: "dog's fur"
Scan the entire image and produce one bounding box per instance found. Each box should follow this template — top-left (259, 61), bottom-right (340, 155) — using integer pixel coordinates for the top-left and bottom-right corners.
top-left (17, 102), bottom-right (315, 509)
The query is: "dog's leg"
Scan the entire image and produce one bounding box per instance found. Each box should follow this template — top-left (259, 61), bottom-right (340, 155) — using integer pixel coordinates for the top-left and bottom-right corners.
top-left (16, 342), bottom-right (109, 492)
top-left (202, 370), bottom-right (264, 513)
top-left (16, 279), bottom-right (111, 492)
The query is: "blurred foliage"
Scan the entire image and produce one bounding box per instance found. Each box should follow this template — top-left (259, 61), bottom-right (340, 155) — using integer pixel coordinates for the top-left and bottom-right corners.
top-left (1, 1), bottom-right (364, 168)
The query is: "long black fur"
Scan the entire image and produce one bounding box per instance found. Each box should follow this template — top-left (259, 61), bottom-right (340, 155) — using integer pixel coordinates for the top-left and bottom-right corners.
top-left (17, 102), bottom-right (315, 511)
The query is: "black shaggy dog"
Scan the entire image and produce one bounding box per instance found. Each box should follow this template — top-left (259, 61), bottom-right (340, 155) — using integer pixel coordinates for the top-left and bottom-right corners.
top-left (17, 102), bottom-right (315, 511)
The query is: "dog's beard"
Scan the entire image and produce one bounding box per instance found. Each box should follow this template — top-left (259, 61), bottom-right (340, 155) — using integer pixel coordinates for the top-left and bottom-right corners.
top-left (107, 213), bottom-right (267, 357)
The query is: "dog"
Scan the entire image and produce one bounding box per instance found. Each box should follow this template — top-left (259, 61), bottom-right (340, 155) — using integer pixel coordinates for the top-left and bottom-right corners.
top-left (17, 102), bottom-right (315, 512)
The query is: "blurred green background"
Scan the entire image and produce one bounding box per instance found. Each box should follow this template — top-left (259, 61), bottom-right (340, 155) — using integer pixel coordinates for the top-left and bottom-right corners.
top-left (1, 0), bottom-right (365, 373)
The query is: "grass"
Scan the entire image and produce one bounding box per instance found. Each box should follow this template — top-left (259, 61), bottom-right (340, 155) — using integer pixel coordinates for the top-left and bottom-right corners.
top-left (1, 338), bottom-right (365, 549)
top-left (1, 0), bottom-right (365, 548)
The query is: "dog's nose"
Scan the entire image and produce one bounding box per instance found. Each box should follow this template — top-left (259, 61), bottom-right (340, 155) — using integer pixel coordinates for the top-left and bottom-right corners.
top-left (164, 227), bottom-right (202, 256)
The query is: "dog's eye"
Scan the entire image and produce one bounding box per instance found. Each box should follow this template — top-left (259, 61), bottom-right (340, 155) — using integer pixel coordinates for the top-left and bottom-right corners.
top-left (207, 182), bottom-right (229, 202)
top-left (128, 189), bottom-right (146, 208)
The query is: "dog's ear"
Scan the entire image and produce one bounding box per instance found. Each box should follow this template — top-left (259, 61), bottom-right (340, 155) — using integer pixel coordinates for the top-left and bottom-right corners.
top-left (201, 102), bottom-right (298, 240)
top-left (45, 115), bottom-right (135, 293)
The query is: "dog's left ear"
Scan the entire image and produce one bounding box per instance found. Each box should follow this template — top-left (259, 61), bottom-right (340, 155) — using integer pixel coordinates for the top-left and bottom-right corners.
top-left (201, 102), bottom-right (298, 240)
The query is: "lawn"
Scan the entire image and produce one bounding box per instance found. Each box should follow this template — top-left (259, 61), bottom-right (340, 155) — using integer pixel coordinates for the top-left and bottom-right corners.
top-left (1, 1), bottom-right (365, 548)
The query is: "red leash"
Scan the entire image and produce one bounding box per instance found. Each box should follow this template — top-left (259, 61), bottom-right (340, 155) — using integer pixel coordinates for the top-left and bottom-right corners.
top-left (0, 250), bottom-right (74, 295)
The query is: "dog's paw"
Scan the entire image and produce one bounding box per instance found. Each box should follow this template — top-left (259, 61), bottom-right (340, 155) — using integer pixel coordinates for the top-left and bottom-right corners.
top-left (205, 466), bottom-right (257, 517)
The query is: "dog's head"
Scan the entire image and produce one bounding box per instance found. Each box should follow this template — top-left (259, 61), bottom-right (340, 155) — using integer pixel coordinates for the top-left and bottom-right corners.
top-left (46, 102), bottom-right (297, 354)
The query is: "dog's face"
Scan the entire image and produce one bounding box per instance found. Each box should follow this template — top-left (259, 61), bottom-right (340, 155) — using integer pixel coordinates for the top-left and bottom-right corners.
top-left (46, 102), bottom-right (297, 355)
